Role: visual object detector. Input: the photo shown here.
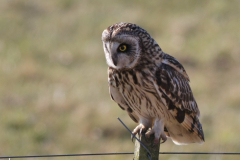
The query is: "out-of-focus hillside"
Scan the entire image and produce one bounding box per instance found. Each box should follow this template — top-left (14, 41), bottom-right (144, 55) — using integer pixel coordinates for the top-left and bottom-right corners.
top-left (0, 0), bottom-right (239, 159)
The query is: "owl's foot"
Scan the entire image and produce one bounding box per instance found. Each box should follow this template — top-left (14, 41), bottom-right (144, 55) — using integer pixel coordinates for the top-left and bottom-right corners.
top-left (131, 124), bottom-right (149, 142)
top-left (145, 128), bottom-right (167, 144)
top-left (145, 119), bottom-right (167, 144)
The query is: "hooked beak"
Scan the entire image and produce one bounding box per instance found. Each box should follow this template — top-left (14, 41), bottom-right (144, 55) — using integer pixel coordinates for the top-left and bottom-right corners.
top-left (111, 54), bottom-right (118, 66)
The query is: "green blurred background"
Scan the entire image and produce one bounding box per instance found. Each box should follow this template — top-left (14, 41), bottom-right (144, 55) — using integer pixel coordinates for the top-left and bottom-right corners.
top-left (0, 0), bottom-right (240, 160)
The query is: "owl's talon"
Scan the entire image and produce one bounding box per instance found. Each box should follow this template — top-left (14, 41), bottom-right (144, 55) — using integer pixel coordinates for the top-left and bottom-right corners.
top-left (131, 134), bottom-right (135, 142)
top-left (140, 127), bottom-right (148, 135)
top-left (131, 124), bottom-right (149, 142)
top-left (145, 119), bottom-right (167, 144)
top-left (153, 137), bottom-right (166, 145)
top-left (154, 138), bottom-right (160, 145)
top-left (160, 138), bottom-right (167, 144)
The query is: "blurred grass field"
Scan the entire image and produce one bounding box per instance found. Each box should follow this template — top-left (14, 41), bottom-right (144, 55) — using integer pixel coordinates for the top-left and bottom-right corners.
top-left (0, 0), bottom-right (240, 160)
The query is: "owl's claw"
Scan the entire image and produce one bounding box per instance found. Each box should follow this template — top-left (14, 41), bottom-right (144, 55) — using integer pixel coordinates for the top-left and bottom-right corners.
top-left (145, 119), bottom-right (167, 144)
top-left (160, 138), bottom-right (167, 144)
top-left (146, 129), bottom-right (167, 145)
top-left (131, 124), bottom-right (148, 142)
top-left (131, 134), bottom-right (135, 142)
top-left (152, 137), bottom-right (166, 145)
top-left (154, 137), bottom-right (160, 144)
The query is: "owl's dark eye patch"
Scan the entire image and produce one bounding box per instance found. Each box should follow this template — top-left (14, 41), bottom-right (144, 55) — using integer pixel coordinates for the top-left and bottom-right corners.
top-left (118, 43), bottom-right (130, 52)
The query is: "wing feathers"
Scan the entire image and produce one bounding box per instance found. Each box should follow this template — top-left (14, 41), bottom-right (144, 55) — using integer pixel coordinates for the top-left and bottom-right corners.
top-left (153, 56), bottom-right (204, 142)
top-left (155, 63), bottom-right (199, 114)
top-left (162, 54), bottom-right (190, 81)
top-left (182, 114), bottom-right (205, 141)
top-left (127, 112), bottom-right (139, 123)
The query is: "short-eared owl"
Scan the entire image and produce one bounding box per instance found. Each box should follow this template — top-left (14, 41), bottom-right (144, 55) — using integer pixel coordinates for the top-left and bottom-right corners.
top-left (102, 22), bottom-right (204, 145)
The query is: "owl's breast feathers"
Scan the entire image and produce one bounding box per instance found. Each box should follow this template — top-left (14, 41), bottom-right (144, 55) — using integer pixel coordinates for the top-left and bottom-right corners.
top-left (108, 66), bottom-right (164, 119)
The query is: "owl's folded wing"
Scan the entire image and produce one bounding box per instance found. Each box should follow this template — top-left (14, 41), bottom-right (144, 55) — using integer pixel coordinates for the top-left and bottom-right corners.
top-left (152, 57), bottom-right (204, 141)
top-left (155, 64), bottom-right (199, 114)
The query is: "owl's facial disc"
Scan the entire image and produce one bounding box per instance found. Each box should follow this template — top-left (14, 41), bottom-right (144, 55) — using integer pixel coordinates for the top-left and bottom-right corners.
top-left (110, 42), bottom-right (133, 67)
top-left (102, 30), bottom-right (141, 70)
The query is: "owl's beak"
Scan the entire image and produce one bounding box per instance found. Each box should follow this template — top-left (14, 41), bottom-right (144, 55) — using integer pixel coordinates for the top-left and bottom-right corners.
top-left (111, 54), bottom-right (118, 66)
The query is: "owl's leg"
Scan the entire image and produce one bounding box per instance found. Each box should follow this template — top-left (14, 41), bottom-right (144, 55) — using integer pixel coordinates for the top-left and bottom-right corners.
top-left (131, 117), bottom-right (153, 141)
top-left (145, 118), bottom-right (167, 144)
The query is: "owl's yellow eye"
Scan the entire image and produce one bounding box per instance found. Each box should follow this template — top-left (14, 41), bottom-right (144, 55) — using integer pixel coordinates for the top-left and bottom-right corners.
top-left (118, 44), bottom-right (127, 52)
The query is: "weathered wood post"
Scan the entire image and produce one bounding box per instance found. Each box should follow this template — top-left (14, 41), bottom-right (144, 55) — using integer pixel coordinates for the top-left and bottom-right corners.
top-left (134, 134), bottom-right (160, 160)
top-left (117, 118), bottom-right (161, 160)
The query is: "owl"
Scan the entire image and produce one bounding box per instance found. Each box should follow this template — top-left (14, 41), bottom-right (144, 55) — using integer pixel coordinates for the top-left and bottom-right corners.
top-left (102, 22), bottom-right (204, 145)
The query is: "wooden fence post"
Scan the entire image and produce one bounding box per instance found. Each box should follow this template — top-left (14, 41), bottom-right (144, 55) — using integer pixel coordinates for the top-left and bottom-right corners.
top-left (134, 134), bottom-right (160, 160)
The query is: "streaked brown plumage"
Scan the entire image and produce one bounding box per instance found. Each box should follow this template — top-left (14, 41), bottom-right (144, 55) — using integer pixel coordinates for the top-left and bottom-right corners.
top-left (102, 22), bottom-right (204, 145)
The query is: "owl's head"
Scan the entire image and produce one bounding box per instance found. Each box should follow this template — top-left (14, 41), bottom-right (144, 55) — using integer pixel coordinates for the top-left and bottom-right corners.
top-left (102, 22), bottom-right (150, 70)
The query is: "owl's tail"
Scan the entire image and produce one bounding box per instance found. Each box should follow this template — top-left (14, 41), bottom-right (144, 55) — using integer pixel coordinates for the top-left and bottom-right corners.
top-left (166, 114), bottom-right (204, 145)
